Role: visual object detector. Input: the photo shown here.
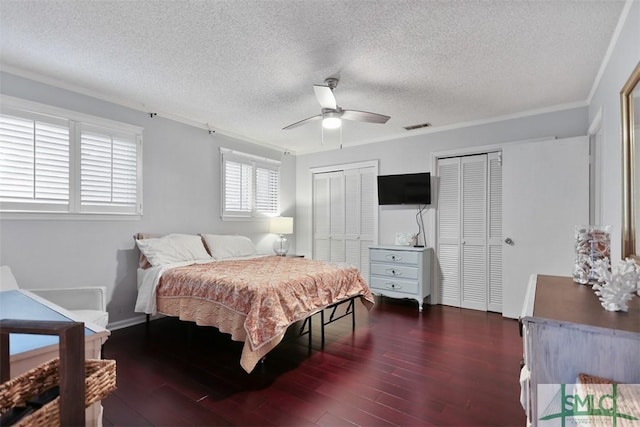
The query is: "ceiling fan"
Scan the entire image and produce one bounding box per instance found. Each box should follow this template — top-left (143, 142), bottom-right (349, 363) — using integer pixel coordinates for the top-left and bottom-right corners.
top-left (282, 77), bottom-right (390, 130)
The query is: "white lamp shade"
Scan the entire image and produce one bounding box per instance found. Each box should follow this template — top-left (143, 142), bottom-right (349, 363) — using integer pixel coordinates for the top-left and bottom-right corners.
top-left (270, 217), bottom-right (293, 234)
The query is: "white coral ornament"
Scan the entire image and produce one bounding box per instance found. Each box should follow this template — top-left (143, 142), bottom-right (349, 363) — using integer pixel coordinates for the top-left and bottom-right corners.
top-left (591, 258), bottom-right (639, 312)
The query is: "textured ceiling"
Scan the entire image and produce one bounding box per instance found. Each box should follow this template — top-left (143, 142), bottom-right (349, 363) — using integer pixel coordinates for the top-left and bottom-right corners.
top-left (0, 0), bottom-right (627, 154)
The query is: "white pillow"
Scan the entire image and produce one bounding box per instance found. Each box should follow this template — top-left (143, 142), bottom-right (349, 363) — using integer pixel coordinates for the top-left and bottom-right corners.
top-left (201, 234), bottom-right (257, 260)
top-left (135, 234), bottom-right (212, 266)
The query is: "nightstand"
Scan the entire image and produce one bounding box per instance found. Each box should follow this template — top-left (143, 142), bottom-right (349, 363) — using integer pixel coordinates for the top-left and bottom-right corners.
top-left (369, 245), bottom-right (431, 311)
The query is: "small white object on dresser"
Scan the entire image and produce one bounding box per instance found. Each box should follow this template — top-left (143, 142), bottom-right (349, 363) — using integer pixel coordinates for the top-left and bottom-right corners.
top-left (369, 245), bottom-right (431, 311)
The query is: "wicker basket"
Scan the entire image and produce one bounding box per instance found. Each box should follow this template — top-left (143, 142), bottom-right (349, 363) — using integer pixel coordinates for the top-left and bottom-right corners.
top-left (0, 358), bottom-right (116, 427)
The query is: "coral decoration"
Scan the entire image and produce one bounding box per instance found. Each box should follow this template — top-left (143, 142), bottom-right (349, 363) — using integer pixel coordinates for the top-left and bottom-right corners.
top-left (591, 258), bottom-right (639, 312)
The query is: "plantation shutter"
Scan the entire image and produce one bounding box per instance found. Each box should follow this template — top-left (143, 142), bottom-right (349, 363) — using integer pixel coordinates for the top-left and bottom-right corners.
top-left (0, 112), bottom-right (70, 212)
top-left (255, 162), bottom-right (279, 215)
top-left (221, 148), bottom-right (280, 218)
top-left (80, 125), bottom-right (140, 214)
top-left (224, 159), bottom-right (253, 215)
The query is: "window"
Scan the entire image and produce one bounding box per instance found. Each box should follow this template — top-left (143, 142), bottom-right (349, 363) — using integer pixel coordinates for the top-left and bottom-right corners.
top-left (79, 124), bottom-right (140, 213)
top-left (221, 148), bottom-right (280, 218)
top-left (0, 97), bottom-right (143, 216)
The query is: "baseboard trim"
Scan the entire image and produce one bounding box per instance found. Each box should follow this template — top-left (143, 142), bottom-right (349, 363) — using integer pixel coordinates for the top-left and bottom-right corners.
top-left (107, 314), bottom-right (164, 331)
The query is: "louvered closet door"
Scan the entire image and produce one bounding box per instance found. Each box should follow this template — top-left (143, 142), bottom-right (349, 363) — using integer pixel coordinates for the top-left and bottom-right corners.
top-left (358, 167), bottom-right (376, 282)
top-left (329, 172), bottom-right (346, 262)
top-left (344, 169), bottom-right (360, 268)
top-left (437, 153), bottom-right (501, 311)
top-left (344, 167), bottom-right (376, 282)
top-left (437, 158), bottom-right (461, 307)
top-left (460, 155), bottom-right (487, 311)
top-left (487, 152), bottom-right (503, 312)
top-left (313, 172), bottom-right (332, 261)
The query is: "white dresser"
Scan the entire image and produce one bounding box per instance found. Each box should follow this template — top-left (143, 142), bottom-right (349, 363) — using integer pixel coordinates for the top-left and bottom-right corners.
top-left (368, 245), bottom-right (431, 311)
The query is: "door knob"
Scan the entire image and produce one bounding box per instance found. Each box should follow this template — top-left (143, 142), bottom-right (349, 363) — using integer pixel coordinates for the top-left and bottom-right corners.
top-left (505, 237), bottom-right (514, 245)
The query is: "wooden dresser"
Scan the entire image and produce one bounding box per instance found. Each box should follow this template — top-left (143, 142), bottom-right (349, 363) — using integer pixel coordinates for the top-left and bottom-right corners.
top-left (520, 274), bottom-right (640, 426)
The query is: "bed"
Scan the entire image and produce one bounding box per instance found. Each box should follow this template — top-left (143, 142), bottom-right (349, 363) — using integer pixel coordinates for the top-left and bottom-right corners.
top-left (134, 233), bottom-right (374, 373)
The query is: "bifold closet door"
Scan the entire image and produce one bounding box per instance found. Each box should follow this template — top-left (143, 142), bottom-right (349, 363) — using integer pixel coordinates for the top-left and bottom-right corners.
top-left (313, 166), bottom-right (377, 278)
top-left (460, 155), bottom-right (488, 311)
top-left (437, 157), bottom-right (462, 307)
top-left (329, 172), bottom-right (346, 262)
top-left (437, 153), bottom-right (502, 311)
top-left (487, 152), bottom-right (503, 313)
top-left (313, 172), bottom-right (333, 261)
top-left (313, 171), bottom-right (345, 262)
top-left (344, 167), bottom-right (376, 283)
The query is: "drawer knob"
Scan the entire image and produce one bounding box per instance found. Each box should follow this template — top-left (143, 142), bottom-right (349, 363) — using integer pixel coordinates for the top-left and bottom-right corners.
top-left (386, 282), bottom-right (401, 290)
top-left (386, 268), bottom-right (402, 276)
top-left (386, 254), bottom-right (403, 261)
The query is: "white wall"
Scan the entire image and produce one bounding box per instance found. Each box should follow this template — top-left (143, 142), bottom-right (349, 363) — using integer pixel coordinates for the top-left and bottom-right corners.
top-left (588, 0), bottom-right (640, 263)
top-left (295, 107), bottom-right (589, 257)
top-left (0, 72), bottom-right (296, 327)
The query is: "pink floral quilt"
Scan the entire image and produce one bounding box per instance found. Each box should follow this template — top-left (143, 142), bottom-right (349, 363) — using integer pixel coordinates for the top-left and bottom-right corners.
top-left (155, 256), bottom-right (374, 372)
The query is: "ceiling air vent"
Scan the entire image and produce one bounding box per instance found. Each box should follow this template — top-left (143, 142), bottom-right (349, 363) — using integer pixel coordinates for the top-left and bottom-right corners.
top-left (403, 122), bottom-right (432, 131)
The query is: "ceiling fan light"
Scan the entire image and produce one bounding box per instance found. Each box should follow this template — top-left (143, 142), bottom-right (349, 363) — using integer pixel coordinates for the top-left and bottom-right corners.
top-left (322, 112), bottom-right (342, 129)
top-left (322, 117), bottom-right (341, 129)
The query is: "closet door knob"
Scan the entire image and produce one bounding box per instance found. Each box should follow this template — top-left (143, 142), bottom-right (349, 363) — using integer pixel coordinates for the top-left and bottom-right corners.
top-left (505, 237), bottom-right (514, 245)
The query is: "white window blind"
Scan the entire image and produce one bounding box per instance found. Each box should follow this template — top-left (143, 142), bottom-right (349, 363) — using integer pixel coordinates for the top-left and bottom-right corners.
top-left (255, 164), bottom-right (279, 215)
top-left (224, 160), bottom-right (253, 214)
top-left (0, 112), bottom-right (70, 212)
top-left (221, 148), bottom-right (280, 218)
top-left (80, 126), bottom-right (140, 213)
top-left (0, 97), bottom-right (143, 216)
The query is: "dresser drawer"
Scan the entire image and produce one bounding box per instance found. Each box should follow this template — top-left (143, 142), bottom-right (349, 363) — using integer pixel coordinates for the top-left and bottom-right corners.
top-left (370, 249), bottom-right (419, 265)
top-left (370, 263), bottom-right (418, 280)
top-left (370, 277), bottom-right (419, 295)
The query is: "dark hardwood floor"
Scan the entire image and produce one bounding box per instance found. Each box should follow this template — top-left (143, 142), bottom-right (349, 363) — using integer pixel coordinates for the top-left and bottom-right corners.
top-left (102, 297), bottom-right (526, 426)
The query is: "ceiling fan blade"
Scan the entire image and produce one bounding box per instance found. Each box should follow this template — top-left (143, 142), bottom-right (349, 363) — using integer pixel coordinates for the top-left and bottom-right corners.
top-left (313, 85), bottom-right (337, 109)
top-left (341, 110), bottom-right (390, 124)
top-left (282, 114), bottom-right (322, 130)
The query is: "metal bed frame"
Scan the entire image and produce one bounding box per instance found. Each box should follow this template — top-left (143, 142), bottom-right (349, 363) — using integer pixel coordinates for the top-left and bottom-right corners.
top-left (298, 295), bottom-right (358, 348)
top-left (147, 294), bottom-right (359, 348)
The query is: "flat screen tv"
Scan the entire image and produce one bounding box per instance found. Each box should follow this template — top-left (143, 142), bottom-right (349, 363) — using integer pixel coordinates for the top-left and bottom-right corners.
top-left (377, 172), bottom-right (431, 205)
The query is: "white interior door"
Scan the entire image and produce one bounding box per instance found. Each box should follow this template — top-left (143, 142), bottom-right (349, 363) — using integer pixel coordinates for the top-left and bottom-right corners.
top-left (502, 136), bottom-right (589, 318)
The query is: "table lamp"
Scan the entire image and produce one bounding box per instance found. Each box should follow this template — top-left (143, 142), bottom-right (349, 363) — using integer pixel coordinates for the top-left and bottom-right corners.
top-left (270, 217), bottom-right (293, 256)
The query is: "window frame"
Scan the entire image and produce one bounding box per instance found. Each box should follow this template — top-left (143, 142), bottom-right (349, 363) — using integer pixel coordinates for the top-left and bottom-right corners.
top-left (220, 147), bottom-right (280, 220)
top-left (0, 95), bottom-right (143, 219)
